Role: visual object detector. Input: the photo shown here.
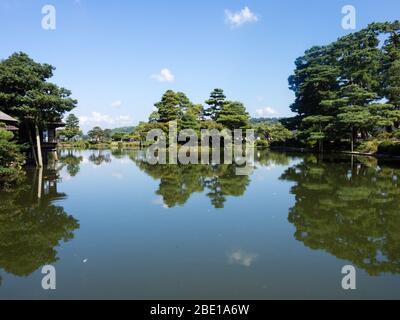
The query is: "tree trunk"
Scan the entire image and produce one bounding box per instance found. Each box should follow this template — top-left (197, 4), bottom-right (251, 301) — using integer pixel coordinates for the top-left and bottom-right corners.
top-left (26, 123), bottom-right (38, 166)
top-left (351, 127), bottom-right (355, 153)
top-left (35, 124), bottom-right (43, 167)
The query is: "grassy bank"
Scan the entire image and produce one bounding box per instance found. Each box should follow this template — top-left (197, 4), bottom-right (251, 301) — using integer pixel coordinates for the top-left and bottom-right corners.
top-left (59, 141), bottom-right (142, 149)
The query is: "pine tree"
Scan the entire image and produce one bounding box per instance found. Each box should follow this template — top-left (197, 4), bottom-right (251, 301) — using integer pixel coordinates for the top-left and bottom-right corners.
top-left (379, 22), bottom-right (400, 110)
top-left (155, 90), bottom-right (180, 123)
top-left (58, 114), bottom-right (82, 140)
top-left (204, 88), bottom-right (226, 120)
top-left (216, 101), bottom-right (250, 130)
top-left (0, 52), bottom-right (77, 166)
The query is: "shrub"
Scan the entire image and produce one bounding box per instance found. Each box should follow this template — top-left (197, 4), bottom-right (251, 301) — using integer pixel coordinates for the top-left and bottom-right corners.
top-left (376, 131), bottom-right (393, 140)
top-left (378, 140), bottom-right (400, 156)
top-left (0, 167), bottom-right (25, 190)
top-left (356, 140), bottom-right (379, 154)
top-left (256, 139), bottom-right (269, 148)
top-left (0, 127), bottom-right (25, 189)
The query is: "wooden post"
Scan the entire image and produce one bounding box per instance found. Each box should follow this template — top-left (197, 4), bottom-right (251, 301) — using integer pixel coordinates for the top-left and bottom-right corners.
top-left (37, 166), bottom-right (43, 199)
top-left (35, 124), bottom-right (43, 167)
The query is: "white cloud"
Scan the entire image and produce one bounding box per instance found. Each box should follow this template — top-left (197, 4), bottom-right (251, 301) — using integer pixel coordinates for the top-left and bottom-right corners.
top-left (151, 68), bottom-right (175, 83)
top-left (228, 250), bottom-right (258, 267)
top-left (110, 100), bottom-right (122, 108)
top-left (225, 6), bottom-right (259, 28)
top-left (79, 112), bottom-right (134, 128)
top-left (256, 107), bottom-right (278, 117)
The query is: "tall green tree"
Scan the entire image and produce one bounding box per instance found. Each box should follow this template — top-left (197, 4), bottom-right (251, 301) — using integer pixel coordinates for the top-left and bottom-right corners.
top-left (302, 115), bottom-right (334, 152)
top-left (375, 21), bottom-right (400, 110)
top-left (58, 114), bottom-right (82, 141)
top-left (87, 126), bottom-right (105, 143)
top-left (176, 92), bottom-right (193, 115)
top-left (154, 90), bottom-right (180, 122)
top-left (180, 104), bottom-right (204, 131)
top-left (0, 52), bottom-right (77, 167)
top-left (288, 22), bottom-right (400, 151)
top-left (148, 111), bottom-right (160, 123)
top-left (204, 88), bottom-right (226, 120)
top-left (288, 45), bottom-right (340, 117)
top-left (216, 101), bottom-right (250, 130)
top-left (254, 122), bottom-right (293, 146)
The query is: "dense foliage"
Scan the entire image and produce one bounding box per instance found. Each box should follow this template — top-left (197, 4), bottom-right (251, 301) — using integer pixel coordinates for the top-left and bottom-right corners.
top-left (0, 169), bottom-right (79, 276)
top-left (0, 52), bottom-right (77, 135)
top-left (0, 52), bottom-right (77, 169)
top-left (57, 114), bottom-right (82, 141)
top-left (281, 154), bottom-right (400, 275)
top-left (288, 21), bottom-right (400, 153)
top-left (0, 126), bottom-right (25, 189)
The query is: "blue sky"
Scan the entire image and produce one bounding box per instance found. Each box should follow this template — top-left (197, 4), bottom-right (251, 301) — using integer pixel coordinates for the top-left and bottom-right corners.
top-left (1, 0), bottom-right (400, 131)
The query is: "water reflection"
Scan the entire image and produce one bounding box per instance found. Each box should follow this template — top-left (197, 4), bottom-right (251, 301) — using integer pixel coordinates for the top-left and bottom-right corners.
top-left (58, 150), bottom-right (83, 177)
top-left (89, 150), bottom-right (112, 166)
top-left (228, 250), bottom-right (258, 267)
top-left (131, 157), bottom-right (251, 209)
top-left (5, 148), bottom-right (400, 283)
top-left (0, 168), bottom-right (79, 278)
top-left (129, 149), bottom-right (295, 209)
top-left (280, 154), bottom-right (400, 276)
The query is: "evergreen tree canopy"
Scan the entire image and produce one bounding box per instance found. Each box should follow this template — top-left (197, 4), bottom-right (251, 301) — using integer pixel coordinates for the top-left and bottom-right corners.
top-left (204, 88), bottom-right (227, 120)
top-left (216, 101), bottom-right (250, 130)
top-left (0, 52), bottom-right (77, 128)
top-left (58, 114), bottom-right (82, 140)
top-left (154, 90), bottom-right (181, 123)
top-left (288, 21), bottom-right (400, 151)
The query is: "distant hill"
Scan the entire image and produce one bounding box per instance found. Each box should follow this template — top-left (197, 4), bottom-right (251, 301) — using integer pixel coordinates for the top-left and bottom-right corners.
top-left (110, 126), bottom-right (136, 135)
top-left (250, 117), bottom-right (281, 124)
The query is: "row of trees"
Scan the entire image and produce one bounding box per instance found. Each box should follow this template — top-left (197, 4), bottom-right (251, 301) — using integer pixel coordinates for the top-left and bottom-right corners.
top-left (58, 115), bottom-right (136, 144)
top-left (288, 21), bottom-right (400, 153)
top-left (128, 89), bottom-right (292, 146)
top-left (86, 127), bottom-right (134, 143)
top-left (149, 88), bottom-right (251, 131)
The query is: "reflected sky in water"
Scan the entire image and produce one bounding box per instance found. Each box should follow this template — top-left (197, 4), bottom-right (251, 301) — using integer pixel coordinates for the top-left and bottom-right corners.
top-left (1, 149), bottom-right (400, 299)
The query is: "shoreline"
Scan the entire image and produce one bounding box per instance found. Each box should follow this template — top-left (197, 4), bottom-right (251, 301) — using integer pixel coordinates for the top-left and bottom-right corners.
top-left (59, 143), bottom-right (400, 160)
top-left (270, 146), bottom-right (400, 160)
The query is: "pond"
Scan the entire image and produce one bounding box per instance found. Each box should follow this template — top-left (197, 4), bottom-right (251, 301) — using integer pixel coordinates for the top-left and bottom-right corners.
top-left (1, 149), bottom-right (400, 299)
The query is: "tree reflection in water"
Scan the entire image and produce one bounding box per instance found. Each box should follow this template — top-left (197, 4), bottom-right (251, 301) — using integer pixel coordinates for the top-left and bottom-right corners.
top-left (132, 159), bottom-right (250, 208)
top-left (58, 150), bottom-right (83, 177)
top-left (0, 168), bottom-right (79, 278)
top-left (129, 149), bottom-right (298, 208)
top-left (89, 150), bottom-right (112, 166)
top-left (280, 154), bottom-right (400, 276)
top-left (15, 148), bottom-right (400, 279)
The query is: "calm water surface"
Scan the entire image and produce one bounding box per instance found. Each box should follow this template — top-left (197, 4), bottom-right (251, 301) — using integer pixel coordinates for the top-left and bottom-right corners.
top-left (1, 149), bottom-right (400, 299)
